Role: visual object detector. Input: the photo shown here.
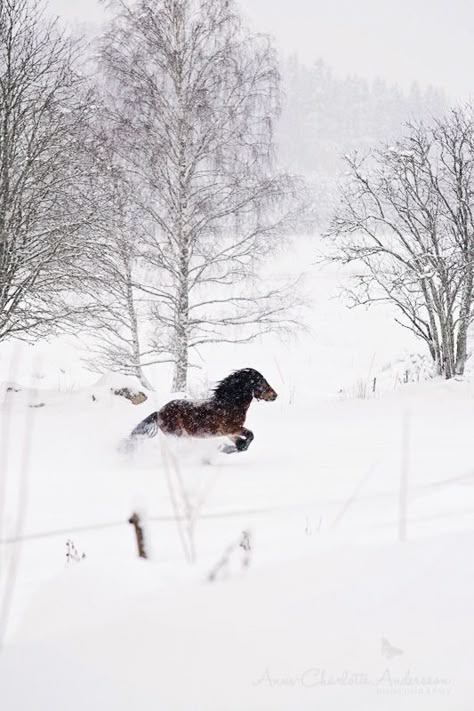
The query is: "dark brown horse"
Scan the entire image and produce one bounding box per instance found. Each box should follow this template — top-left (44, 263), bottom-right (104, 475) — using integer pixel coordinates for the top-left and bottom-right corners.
top-left (130, 368), bottom-right (277, 453)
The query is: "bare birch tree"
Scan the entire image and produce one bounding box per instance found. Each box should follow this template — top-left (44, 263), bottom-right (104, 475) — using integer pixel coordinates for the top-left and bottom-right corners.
top-left (99, 0), bottom-right (301, 391)
top-left (0, 0), bottom-right (103, 343)
top-left (328, 108), bottom-right (474, 378)
top-left (83, 142), bottom-right (155, 390)
top-left (432, 109), bottom-right (474, 375)
top-left (85, 210), bottom-right (154, 389)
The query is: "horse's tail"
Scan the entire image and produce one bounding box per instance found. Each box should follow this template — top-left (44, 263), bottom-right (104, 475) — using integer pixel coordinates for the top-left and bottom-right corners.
top-left (130, 411), bottom-right (161, 439)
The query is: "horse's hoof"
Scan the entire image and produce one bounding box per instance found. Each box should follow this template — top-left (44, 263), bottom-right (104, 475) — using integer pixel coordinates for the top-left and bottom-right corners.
top-left (220, 444), bottom-right (238, 454)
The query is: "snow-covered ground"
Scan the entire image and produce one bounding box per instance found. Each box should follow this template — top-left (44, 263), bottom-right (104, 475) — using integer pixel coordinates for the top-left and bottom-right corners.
top-left (1, 237), bottom-right (473, 710)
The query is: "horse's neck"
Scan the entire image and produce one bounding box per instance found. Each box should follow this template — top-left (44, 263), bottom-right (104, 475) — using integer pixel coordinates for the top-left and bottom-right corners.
top-left (238, 395), bottom-right (253, 414)
top-left (215, 392), bottom-right (253, 412)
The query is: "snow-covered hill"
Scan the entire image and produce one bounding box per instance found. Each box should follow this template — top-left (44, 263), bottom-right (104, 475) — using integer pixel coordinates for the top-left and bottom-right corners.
top-left (1, 237), bottom-right (473, 710)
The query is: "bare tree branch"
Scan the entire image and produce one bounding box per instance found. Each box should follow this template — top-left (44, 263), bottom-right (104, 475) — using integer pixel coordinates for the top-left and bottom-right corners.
top-left (327, 108), bottom-right (474, 378)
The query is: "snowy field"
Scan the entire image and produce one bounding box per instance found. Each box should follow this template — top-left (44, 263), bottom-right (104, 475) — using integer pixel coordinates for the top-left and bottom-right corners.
top-left (1, 237), bottom-right (474, 710)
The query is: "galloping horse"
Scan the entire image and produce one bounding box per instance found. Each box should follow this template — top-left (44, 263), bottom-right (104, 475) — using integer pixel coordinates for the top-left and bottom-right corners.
top-left (130, 368), bottom-right (277, 453)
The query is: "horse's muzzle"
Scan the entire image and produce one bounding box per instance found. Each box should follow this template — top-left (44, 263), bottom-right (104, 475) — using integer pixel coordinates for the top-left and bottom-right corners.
top-left (263, 389), bottom-right (277, 401)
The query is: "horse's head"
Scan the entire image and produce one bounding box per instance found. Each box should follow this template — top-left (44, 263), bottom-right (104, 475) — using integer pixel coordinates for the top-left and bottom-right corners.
top-left (213, 368), bottom-right (278, 404)
top-left (246, 369), bottom-right (278, 402)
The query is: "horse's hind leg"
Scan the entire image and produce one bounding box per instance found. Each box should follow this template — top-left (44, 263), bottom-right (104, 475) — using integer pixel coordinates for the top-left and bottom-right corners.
top-left (130, 411), bottom-right (160, 438)
top-left (222, 428), bottom-right (254, 454)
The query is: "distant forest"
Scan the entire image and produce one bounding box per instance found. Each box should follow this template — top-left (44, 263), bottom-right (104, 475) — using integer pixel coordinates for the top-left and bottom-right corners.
top-left (278, 56), bottom-right (447, 224)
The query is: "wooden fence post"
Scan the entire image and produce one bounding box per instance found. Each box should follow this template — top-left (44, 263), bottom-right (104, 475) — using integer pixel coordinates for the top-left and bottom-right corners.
top-left (128, 512), bottom-right (147, 559)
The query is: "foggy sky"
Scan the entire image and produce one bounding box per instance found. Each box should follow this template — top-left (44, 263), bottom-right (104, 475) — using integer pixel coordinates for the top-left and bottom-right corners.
top-left (48, 0), bottom-right (473, 101)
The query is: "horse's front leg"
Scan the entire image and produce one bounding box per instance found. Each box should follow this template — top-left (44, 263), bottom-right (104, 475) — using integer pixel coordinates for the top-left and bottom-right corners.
top-left (235, 428), bottom-right (254, 451)
top-left (221, 428), bottom-right (254, 454)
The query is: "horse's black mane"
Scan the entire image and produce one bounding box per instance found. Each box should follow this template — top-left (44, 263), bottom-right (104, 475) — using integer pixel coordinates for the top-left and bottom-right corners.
top-left (212, 368), bottom-right (264, 402)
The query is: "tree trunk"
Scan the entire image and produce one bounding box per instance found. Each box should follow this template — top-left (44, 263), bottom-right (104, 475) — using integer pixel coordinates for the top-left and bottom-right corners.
top-left (172, 53), bottom-right (189, 394)
top-left (422, 283), bottom-right (443, 375)
top-left (455, 266), bottom-right (473, 375)
top-left (439, 334), bottom-right (455, 379)
top-left (442, 312), bottom-right (456, 379)
top-left (130, 305), bottom-right (153, 389)
top-left (172, 340), bottom-right (188, 392)
top-left (172, 259), bottom-right (189, 392)
top-left (125, 252), bottom-right (153, 390)
top-left (136, 362), bottom-right (153, 391)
